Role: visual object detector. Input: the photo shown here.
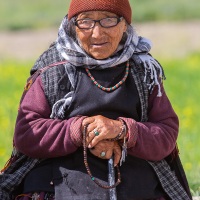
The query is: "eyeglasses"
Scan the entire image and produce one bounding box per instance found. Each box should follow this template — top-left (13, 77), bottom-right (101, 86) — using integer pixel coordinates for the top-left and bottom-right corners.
top-left (75, 17), bottom-right (123, 29)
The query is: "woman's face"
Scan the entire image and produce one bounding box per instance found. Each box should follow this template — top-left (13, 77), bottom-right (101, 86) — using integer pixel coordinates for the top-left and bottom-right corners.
top-left (75, 11), bottom-right (127, 60)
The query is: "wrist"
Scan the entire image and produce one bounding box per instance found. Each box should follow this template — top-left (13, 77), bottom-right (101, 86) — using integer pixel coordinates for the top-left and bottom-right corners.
top-left (109, 119), bottom-right (127, 141)
top-left (117, 117), bottom-right (138, 148)
top-left (70, 116), bottom-right (87, 147)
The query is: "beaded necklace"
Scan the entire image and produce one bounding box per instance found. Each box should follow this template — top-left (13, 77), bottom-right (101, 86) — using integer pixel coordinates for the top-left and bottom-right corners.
top-left (83, 125), bottom-right (121, 189)
top-left (85, 61), bottom-right (129, 92)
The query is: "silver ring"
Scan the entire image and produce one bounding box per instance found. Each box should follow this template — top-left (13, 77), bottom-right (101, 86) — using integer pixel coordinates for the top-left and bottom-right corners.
top-left (100, 151), bottom-right (106, 157)
top-left (93, 129), bottom-right (99, 136)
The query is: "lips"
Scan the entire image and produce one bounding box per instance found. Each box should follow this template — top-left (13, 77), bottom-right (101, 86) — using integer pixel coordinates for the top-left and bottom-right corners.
top-left (91, 42), bottom-right (108, 47)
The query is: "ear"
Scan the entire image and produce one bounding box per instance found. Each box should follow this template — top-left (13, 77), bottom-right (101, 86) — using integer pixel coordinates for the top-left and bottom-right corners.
top-left (123, 21), bottom-right (128, 32)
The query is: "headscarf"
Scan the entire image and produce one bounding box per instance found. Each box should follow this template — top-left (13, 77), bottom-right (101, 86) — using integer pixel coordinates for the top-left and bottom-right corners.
top-left (56, 16), bottom-right (152, 69)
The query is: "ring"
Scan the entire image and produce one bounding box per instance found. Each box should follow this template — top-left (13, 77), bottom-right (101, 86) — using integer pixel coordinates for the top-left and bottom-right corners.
top-left (100, 151), bottom-right (106, 157)
top-left (93, 129), bottom-right (99, 136)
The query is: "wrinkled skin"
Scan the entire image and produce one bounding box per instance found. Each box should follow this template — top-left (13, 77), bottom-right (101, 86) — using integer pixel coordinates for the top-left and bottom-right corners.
top-left (82, 115), bottom-right (125, 166)
top-left (75, 11), bottom-right (127, 59)
top-left (89, 140), bottom-right (121, 166)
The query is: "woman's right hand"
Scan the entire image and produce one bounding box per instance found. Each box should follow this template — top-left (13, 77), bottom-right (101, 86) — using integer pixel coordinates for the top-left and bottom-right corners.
top-left (89, 140), bottom-right (121, 167)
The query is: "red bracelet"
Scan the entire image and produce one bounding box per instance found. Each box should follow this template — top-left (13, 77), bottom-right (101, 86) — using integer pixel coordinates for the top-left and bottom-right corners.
top-left (109, 119), bottom-right (126, 141)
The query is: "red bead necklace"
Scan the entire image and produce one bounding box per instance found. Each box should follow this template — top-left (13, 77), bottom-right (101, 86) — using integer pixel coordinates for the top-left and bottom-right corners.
top-left (85, 61), bottom-right (129, 92)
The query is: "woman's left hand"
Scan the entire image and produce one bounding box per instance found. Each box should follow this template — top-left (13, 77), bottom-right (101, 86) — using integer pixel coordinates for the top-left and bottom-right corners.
top-left (89, 140), bottom-right (121, 166)
top-left (82, 115), bottom-right (122, 148)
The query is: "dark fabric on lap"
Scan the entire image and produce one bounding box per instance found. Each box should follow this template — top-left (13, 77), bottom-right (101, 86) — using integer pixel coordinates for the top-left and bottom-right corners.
top-left (23, 159), bottom-right (54, 193)
top-left (23, 149), bottom-right (165, 199)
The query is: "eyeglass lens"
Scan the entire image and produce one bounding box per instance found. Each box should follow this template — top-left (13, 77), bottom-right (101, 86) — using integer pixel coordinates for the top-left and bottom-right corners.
top-left (76, 17), bottom-right (121, 29)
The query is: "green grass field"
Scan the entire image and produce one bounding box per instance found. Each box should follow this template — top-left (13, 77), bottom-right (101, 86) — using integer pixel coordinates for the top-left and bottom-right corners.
top-left (0, 0), bottom-right (200, 30)
top-left (0, 53), bottom-right (200, 194)
top-left (0, 60), bottom-right (30, 163)
top-left (162, 52), bottom-right (200, 194)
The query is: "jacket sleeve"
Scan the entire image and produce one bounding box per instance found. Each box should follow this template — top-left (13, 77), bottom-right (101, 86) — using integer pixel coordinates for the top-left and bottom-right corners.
top-left (127, 83), bottom-right (179, 161)
top-left (14, 76), bottom-right (78, 158)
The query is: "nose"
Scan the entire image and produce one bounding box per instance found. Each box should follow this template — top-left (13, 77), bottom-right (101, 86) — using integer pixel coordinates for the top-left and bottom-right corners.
top-left (91, 22), bottom-right (103, 38)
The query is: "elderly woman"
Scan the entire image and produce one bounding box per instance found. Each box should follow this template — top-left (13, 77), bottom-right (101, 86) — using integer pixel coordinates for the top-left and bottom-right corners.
top-left (0, 0), bottom-right (192, 200)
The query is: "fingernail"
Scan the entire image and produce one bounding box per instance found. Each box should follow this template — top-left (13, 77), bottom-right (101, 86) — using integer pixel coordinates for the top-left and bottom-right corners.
top-left (88, 144), bottom-right (92, 148)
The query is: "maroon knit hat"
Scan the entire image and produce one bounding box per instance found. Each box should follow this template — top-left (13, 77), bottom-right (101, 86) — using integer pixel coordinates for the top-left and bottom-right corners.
top-left (68, 0), bottom-right (132, 24)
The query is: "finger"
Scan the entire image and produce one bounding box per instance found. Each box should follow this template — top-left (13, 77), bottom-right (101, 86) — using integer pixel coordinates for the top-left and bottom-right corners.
top-left (105, 149), bottom-right (113, 159)
top-left (88, 136), bottom-right (103, 148)
top-left (89, 148), bottom-right (99, 157)
top-left (87, 123), bottom-right (99, 135)
top-left (86, 130), bottom-right (96, 145)
top-left (90, 146), bottom-right (107, 159)
top-left (88, 128), bottom-right (107, 148)
top-left (113, 145), bottom-right (122, 167)
top-left (82, 117), bottom-right (95, 127)
top-left (82, 115), bottom-right (104, 133)
top-left (86, 125), bottom-right (103, 146)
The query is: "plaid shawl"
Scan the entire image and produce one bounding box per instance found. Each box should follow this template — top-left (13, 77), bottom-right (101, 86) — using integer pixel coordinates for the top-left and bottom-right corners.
top-left (0, 16), bottom-right (191, 200)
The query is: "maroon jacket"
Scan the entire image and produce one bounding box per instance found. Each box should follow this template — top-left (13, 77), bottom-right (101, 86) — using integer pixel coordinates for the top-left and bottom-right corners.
top-left (14, 75), bottom-right (179, 161)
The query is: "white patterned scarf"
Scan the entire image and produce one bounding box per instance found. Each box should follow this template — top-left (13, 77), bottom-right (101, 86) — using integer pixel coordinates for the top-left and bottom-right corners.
top-left (56, 15), bottom-right (150, 69)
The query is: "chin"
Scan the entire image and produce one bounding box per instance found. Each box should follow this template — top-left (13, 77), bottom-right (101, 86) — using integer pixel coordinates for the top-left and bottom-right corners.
top-left (90, 52), bottom-right (112, 60)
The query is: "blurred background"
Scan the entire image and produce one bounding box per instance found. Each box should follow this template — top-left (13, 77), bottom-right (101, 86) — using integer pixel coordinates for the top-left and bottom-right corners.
top-left (0, 0), bottom-right (200, 196)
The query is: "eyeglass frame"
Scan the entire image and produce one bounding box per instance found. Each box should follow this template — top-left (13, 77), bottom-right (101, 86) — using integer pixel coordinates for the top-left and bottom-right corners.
top-left (74, 17), bottom-right (123, 29)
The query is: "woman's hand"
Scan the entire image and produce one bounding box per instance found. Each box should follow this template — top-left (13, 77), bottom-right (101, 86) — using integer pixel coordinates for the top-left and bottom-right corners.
top-left (89, 140), bottom-right (121, 166)
top-left (82, 115), bottom-right (123, 148)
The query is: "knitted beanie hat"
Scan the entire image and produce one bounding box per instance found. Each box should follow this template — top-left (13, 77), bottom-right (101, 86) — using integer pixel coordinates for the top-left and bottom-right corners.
top-left (68, 0), bottom-right (132, 24)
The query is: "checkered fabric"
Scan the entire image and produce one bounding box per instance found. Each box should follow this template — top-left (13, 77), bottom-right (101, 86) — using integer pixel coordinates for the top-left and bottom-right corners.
top-left (149, 160), bottom-right (191, 200)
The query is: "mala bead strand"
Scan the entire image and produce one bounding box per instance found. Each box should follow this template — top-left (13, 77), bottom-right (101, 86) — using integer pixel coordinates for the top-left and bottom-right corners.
top-left (83, 125), bottom-right (121, 189)
top-left (85, 60), bottom-right (129, 92)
